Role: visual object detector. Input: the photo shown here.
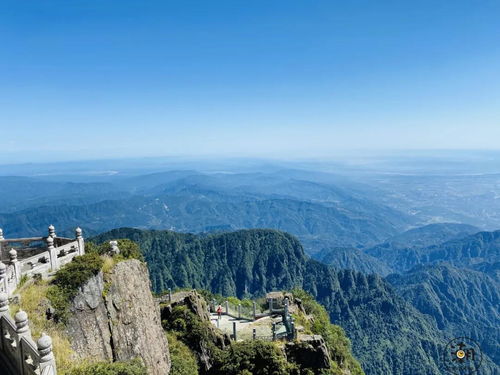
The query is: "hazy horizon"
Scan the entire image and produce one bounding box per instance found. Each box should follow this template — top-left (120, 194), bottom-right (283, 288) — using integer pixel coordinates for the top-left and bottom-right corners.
top-left (2, 1), bottom-right (500, 163)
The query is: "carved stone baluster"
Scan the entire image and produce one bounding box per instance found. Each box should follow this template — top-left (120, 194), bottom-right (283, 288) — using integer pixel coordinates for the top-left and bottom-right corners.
top-left (38, 333), bottom-right (57, 375)
top-left (75, 227), bottom-right (85, 256)
top-left (0, 229), bottom-right (4, 265)
top-left (15, 310), bottom-right (32, 372)
top-left (15, 310), bottom-right (31, 339)
top-left (47, 237), bottom-right (58, 272)
top-left (9, 249), bottom-right (21, 286)
top-left (48, 225), bottom-right (56, 239)
top-left (109, 240), bottom-right (120, 255)
top-left (0, 292), bottom-right (8, 318)
top-left (0, 292), bottom-right (8, 352)
top-left (0, 262), bottom-right (6, 293)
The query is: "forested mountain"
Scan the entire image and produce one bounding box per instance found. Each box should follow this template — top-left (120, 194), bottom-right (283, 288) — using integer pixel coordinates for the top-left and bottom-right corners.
top-left (92, 228), bottom-right (455, 375)
top-left (313, 247), bottom-right (392, 275)
top-left (365, 227), bottom-right (498, 274)
top-left (387, 264), bottom-right (499, 368)
top-left (373, 223), bottom-right (479, 249)
top-left (0, 175), bottom-right (412, 252)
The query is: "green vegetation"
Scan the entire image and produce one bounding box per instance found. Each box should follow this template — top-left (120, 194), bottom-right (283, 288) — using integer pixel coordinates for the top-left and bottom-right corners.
top-left (291, 290), bottom-right (363, 375)
top-left (366, 227), bottom-right (499, 273)
top-left (388, 263), bottom-right (500, 369)
top-left (93, 227), bottom-right (447, 375)
top-left (210, 340), bottom-right (297, 375)
top-left (47, 252), bottom-right (103, 323)
top-left (86, 238), bottom-right (144, 261)
top-left (65, 359), bottom-right (147, 375)
top-left (166, 332), bottom-right (200, 375)
top-left (10, 278), bottom-right (76, 373)
top-left (162, 304), bottom-right (221, 367)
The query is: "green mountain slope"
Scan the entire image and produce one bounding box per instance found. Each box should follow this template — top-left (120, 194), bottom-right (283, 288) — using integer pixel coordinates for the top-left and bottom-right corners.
top-left (387, 263), bottom-right (500, 369)
top-left (314, 247), bottom-right (393, 275)
top-left (366, 227), bottom-right (498, 274)
top-left (92, 228), bottom-right (448, 375)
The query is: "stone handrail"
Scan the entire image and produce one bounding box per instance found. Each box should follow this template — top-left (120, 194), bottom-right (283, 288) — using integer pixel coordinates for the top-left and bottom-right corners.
top-left (0, 226), bottom-right (85, 297)
top-left (0, 293), bottom-right (57, 375)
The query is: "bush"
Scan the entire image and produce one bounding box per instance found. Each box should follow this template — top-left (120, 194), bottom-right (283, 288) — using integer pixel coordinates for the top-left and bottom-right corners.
top-left (166, 332), bottom-right (199, 375)
top-left (65, 359), bottom-right (147, 375)
top-left (209, 340), bottom-right (297, 375)
top-left (162, 305), bottom-right (220, 358)
top-left (87, 239), bottom-right (143, 261)
top-left (47, 252), bottom-right (104, 322)
top-left (291, 289), bottom-right (364, 375)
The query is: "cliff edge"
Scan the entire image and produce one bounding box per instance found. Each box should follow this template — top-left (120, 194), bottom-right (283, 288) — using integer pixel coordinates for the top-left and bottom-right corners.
top-left (66, 259), bottom-right (170, 375)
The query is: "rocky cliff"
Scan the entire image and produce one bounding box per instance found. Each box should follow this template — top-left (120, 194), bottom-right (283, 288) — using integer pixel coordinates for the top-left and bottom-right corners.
top-left (66, 259), bottom-right (170, 375)
top-left (159, 290), bottom-right (230, 372)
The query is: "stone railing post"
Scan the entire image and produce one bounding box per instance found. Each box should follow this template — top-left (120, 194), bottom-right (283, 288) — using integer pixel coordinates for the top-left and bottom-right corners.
top-left (76, 227), bottom-right (85, 256)
top-left (0, 228), bottom-right (4, 256)
top-left (48, 225), bottom-right (56, 239)
top-left (253, 301), bottom-right (257, 319)
top-left (0, 292), bottom-right (8, 352)
top-left (109, 241), bottom-right (120, 255)
top-left (0, 261), bottom-right (6, 294)
top-left (15, 310), bottom-right (32, 371)
top-left (38, 333), bottom-right (57, 375)
top-left (47, 237), bottom-right (59, 272)
top-left (0, 292), bottom-right (8, 319)
top-left (232, 321), bottom-right (237, 341)
top-left (225, 300), bottom-right (229, 315)
top-left (284, 297), bottom-right (289, 317)
top-left (9, 249), bottom-right (21, 285)
top-left (238, 304), bottom-right (241, 319)
top-left (168, 288), bottom-right (172, 303)
top-left (15, 310), bottom-right (31, 339)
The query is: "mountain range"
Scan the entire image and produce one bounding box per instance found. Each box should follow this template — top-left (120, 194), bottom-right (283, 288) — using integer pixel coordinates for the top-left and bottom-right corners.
top-left (91, 227), bottom-right (499, 375)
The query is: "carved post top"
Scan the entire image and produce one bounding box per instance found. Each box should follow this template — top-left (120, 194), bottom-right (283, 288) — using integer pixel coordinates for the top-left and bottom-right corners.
top-left (0, 228), bottom-right (4, 240)
top-left (75, 227), bottom-right (83, 239)
top-left (109, 240), bottom-right (120, 255)
top-left (15, 309), bottom-right (29, 333)
top-left (48, 225), bottom-right (56, 238)
top-left (0, 292), bottom-right (8, 313)
top-left (37, 333), bottom-right (54, 361)
top-left (9, 248), bottom-right (17, 262)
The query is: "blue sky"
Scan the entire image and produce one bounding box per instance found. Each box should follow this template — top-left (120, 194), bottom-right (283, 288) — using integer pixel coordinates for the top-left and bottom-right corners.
top-left (1, 0), bottom-right (499, 163)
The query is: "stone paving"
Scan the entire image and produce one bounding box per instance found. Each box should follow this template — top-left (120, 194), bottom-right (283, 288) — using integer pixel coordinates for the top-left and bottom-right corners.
top-left (210, 313), bottom-right (286, 341)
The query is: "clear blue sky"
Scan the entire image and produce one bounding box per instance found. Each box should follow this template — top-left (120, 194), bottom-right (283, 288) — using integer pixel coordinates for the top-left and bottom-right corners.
top-left (1, 0), bottom-right (499, 163)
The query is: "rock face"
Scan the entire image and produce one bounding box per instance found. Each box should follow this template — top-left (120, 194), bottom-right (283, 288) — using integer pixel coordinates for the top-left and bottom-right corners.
top-left (66, 260), bottom-right (171, 375)
top-left (285, 335), bottom-right (331, 372)
top-left (159, 290), bottom-right (230, 372)
top-left (106, 260), bottom-right (170, 374)
top-left (66, 271), bottom-right (113, 361)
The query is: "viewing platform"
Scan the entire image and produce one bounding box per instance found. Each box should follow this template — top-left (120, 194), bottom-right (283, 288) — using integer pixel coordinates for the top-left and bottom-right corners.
top-left (0, 226), bottom-right (85, 297)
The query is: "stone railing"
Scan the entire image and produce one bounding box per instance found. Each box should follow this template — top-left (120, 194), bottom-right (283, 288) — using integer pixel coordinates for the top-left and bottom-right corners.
top-left (210, 296), bottom-right (296, 341)
top-left (0, 226), bottom-right (85, 297)
top-left (0, 293), bottom-right (57, 375)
